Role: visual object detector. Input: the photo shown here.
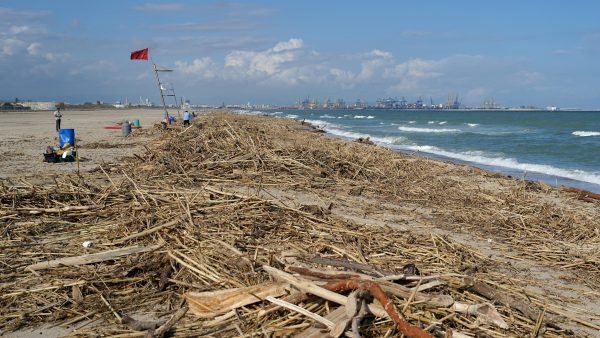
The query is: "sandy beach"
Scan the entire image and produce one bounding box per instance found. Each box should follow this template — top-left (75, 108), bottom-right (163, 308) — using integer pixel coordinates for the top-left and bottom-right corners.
top-left (0, 108), bottom-right (166, 181)
top-left (1, 110), bottom-right (599, 337)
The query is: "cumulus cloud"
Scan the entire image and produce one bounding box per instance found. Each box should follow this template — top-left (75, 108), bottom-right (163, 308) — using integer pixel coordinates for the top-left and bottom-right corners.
top-left (0, 37), bottom-right (25, 56)
top-left (175, 38), bottom-right (331, 86)
top-left (168, 37), bottom-right (546, 105)
top-left (175, 57), bottom-right (218, 79)
top-left (385, 58), bottom-right (444, 91)
top-left (26, 42), bottom-right (40, 55)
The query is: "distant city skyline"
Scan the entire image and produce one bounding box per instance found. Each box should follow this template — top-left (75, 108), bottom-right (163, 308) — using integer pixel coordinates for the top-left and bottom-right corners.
top-left (2, 1), bottom-right (600, 108)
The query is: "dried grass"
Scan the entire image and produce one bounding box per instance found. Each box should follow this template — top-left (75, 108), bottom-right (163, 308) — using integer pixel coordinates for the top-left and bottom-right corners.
top-left (1, 112), bottom-right (598, 337)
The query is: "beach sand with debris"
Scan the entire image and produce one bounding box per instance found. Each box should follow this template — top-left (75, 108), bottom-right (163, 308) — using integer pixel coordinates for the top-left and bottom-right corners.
top-left (1, 111), bottom-right (599, 337)
top-left (0, 108), bottom-right (166, 181)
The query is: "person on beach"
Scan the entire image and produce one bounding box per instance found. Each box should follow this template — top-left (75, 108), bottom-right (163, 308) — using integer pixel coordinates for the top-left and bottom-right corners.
top-left (53, 107), bottom-right (62, 132)
top-left (183, 110), bottom-right (190, 126)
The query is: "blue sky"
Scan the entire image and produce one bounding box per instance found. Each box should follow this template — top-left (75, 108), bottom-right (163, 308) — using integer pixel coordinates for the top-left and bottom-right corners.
top-left (1, 1), bottom-right (600, 108)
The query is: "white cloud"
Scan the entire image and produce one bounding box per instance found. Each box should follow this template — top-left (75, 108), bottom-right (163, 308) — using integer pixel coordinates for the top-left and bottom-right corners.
top-left (168, 38), bottom-right (549, 105)
top-left (9, 25), bottom-right (31, 34)
top-left (27, 42), bottom-right (40, 55)
top-left (174, 38), bottom-right (331, 87)
top-left (385, 58), bottom-right (443, 80)
top-left (329, 68), bottom-right (356, 88)
top-left (0, 37), bottom-right (25, 56)
top-left (356, 49), bottom-right (394, 81)
top-left (224, 38), bottom-right (304, 80)
top-left (175, 57), bottom-right (218, 79)
top-left (272, 38), bottom-right (303, 52)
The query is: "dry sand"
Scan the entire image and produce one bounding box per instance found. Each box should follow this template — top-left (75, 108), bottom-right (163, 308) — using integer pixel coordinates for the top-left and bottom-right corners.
top-left (0, 108), bottom-right (166, 181)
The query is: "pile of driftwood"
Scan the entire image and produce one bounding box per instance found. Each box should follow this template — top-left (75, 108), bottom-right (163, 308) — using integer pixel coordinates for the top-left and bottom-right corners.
top-left (1, 112), bottom-right (598, 337)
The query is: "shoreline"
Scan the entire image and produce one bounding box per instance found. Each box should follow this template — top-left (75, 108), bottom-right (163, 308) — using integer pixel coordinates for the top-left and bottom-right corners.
top-left (1, 111), bottom-right (599, 337)
top-left (270, 112), bottom-right (600, 194)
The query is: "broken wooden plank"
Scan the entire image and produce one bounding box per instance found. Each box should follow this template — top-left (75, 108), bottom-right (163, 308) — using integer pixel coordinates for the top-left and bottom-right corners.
top-left (185, 282), bottom-right (288, 318)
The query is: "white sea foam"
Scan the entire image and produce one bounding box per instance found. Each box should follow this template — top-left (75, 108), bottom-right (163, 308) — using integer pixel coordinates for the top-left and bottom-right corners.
top-left (273, 111), bottom-right (283, 115)
top-left (467, 123), bottom-right (479, 127)
top-left (306, 122), bottom-right (406, 145)
top-left (367, 115), bottom-right (375, 119)
top-left (573, 131), bottom-right (600, 137)
top-left (304, 121), bottom-right (600, 186)
top-left (408, 121), bottom-right (416, 124)
top-left (354, 115), bottom-right (367, 119)
top-left (398, 144), bottom-right (600, 186)
top-left (438, 121), bottom-right (447, 125)
top-left (398, 126), bottom-right (460, 133)
top-left (286, 114), bottom-right (299, 119)
top-left (427, 121), bottom-right (435, 124)
top-left (319, 114), bottom-right (336, 119)
top-left (303, 119), bottom-right (335, 129)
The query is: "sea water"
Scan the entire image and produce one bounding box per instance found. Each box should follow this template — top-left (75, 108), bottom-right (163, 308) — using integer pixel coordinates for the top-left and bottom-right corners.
top-left (238, 109), bottom-right (600, 193)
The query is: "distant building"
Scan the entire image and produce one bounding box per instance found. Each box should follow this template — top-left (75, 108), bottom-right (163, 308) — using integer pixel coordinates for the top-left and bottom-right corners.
top-left (20, 101), bottom-right (59, 110)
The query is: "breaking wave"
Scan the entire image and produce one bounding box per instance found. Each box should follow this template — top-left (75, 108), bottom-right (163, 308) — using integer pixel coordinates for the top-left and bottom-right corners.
top-left (572, 131), bottom-right (600, 137)
top-left (399, 144), bottom-right (600, 186)
top-left (304, 119), bottom-right (405, 145)
top-left (398, 126), bottom-right (461, 133)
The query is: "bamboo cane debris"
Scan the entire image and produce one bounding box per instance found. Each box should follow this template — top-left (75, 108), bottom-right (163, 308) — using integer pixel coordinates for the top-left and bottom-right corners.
top-left (25, 245), bottom-right (161, 271)
top-left (1, 112), bottom-right (599, 337)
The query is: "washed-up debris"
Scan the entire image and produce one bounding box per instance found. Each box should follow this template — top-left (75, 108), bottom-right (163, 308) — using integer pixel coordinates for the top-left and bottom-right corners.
top-left (1, 112), bottom-right (598, 337)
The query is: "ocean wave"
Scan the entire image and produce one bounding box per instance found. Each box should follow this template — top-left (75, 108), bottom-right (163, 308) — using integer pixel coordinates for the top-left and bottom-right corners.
top-left (367, 116), bottom-right (375, 119)
top-left (330, 130), bottom-right (406, 145)
top-left (467, 123), bottom-right (479, 127)
top-left (273, 111), bottom-right (283, 115)
top-left (306, 122), bottom-right (406, 145)
top-left (304, 121), bottom-right (600, 186)
top-left (427, 121), bottom-right (435, 124)
top-left (286, 114), bottom-right (299, 119)
top-left (439, 121), bottom-right (447, 125)
top-left (319, 114), bottom-right (336, 119)
top-left (408, 121), bottom-right (416, 124)
top-left (398, 145), bottom-right (600, 186)
top-left (398, 126), bottom-right (461, 133)
top-left (354, 115), bottom-right (367, 119)
top-left (573, 131), bottom-right (600, 137)
top-left (303, 119), bottom-right (335, 129)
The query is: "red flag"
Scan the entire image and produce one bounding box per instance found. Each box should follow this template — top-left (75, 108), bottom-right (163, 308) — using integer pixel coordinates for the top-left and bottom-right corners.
top-left (130, 48), bottom-right (148, 60)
